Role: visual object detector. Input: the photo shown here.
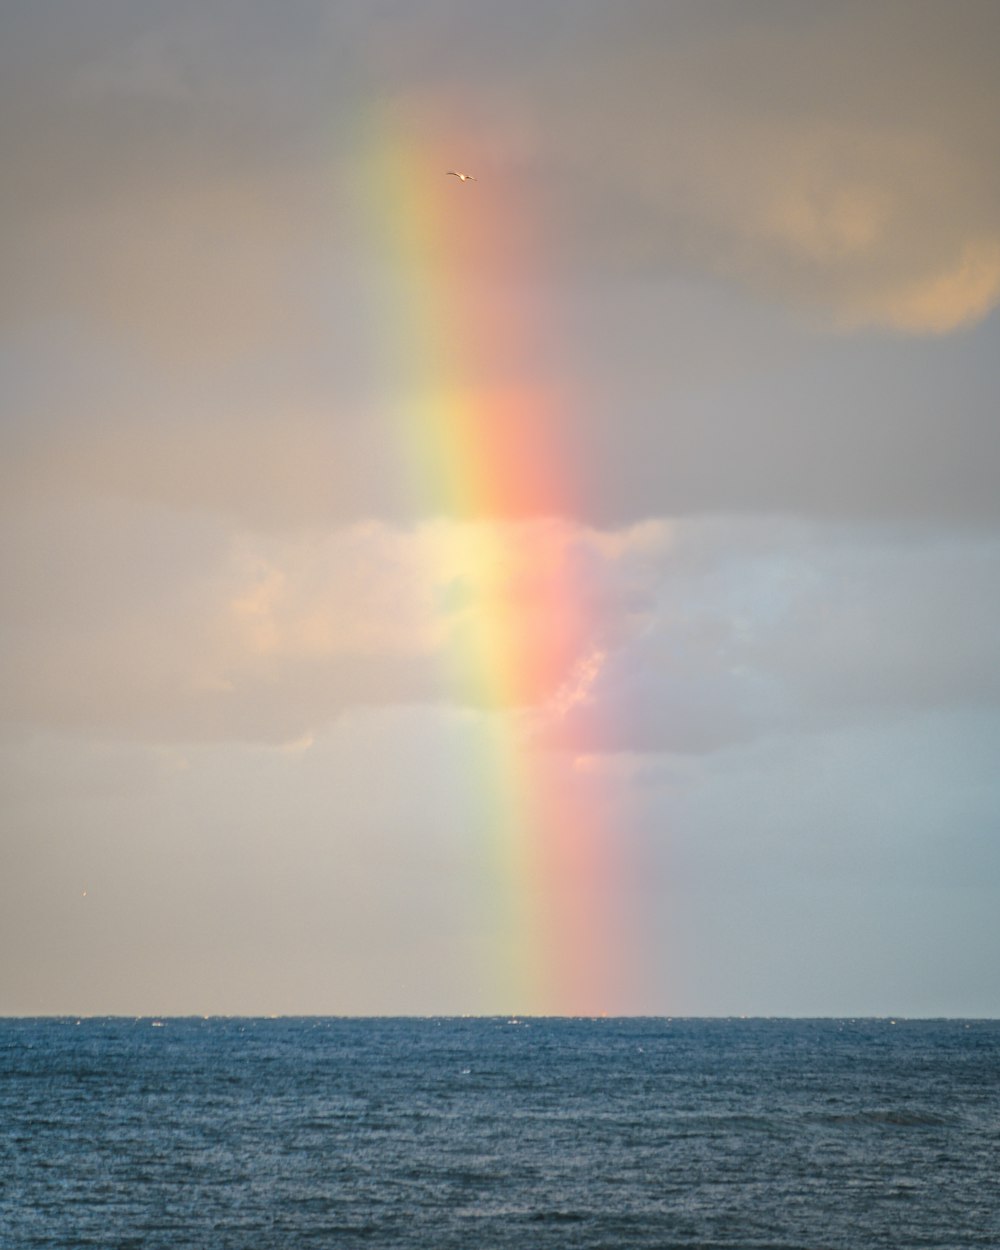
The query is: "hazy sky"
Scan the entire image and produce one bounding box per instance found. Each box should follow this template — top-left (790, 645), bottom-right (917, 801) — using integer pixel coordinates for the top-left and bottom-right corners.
top-left (2, 0), bottom-right (999, 1016)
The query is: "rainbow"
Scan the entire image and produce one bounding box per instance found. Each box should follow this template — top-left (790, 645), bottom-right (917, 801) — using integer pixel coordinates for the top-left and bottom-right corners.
top-left (358, 111), bottom-right (634, 1014)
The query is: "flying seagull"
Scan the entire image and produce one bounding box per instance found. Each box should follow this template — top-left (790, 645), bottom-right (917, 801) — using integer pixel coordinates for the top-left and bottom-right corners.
top-left (446, 170), bottom-right (476, 182)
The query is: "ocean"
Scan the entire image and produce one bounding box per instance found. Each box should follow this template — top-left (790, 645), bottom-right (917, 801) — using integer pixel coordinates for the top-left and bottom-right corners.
top-left (1, 1017), bottom-right (997, 1248)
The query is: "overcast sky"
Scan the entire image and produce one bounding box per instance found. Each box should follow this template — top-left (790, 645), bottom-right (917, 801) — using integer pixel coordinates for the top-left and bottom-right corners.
top-left (2, 0), bottom-right (998, 1016)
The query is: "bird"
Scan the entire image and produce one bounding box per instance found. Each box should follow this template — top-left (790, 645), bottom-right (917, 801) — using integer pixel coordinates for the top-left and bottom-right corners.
top-left (446, 170), bottom-right (476, 182)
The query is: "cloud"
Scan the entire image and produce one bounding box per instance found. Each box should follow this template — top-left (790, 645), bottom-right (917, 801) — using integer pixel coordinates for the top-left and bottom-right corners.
top-left (0, 505), bottom-right (438, 743)
top-left (1, 3), bottom-right (999, 749)
top-left (540, 518), bottom-right (1000, 754)
top-left (529, 2), bottom-right (1000, 335)
top-left (4, 498), bottom-right (999, 754)
top-left (0, 503), bottom-right (665, 742)
top-left (849, 239), bottom-right (1000, 335)
top-left (5, 1), bottom-right (1000, 360)
top-left (2, 2), bottom-right (999, 537)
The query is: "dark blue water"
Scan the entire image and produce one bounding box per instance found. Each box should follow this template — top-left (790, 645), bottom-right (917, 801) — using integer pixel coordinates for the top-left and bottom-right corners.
top-left (1, 1017), bottom-right (997, 1248)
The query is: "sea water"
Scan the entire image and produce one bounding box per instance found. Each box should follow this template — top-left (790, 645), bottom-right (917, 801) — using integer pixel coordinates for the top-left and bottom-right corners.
top-left (1, 1017), bottom-right (997, 1248)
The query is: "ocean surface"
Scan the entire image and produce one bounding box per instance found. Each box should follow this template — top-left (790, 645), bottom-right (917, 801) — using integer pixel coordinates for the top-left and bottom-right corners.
top-left (1, 1017), bottom-right (997, 1249)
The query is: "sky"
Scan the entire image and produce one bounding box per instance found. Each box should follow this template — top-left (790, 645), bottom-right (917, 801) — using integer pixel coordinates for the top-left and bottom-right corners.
top-left (2, 0), bottom-right (999, 1017)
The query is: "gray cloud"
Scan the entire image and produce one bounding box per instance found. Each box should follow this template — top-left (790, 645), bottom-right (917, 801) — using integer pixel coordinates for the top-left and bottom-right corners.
top-left (2, 1), bottom-right (999, 533)
top-left (538, 1), bottom-right (1000, 332)
top-left (8, 1), bottom-right (999, 338)
top-left (544, 518), bottom-right (1000, 754)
